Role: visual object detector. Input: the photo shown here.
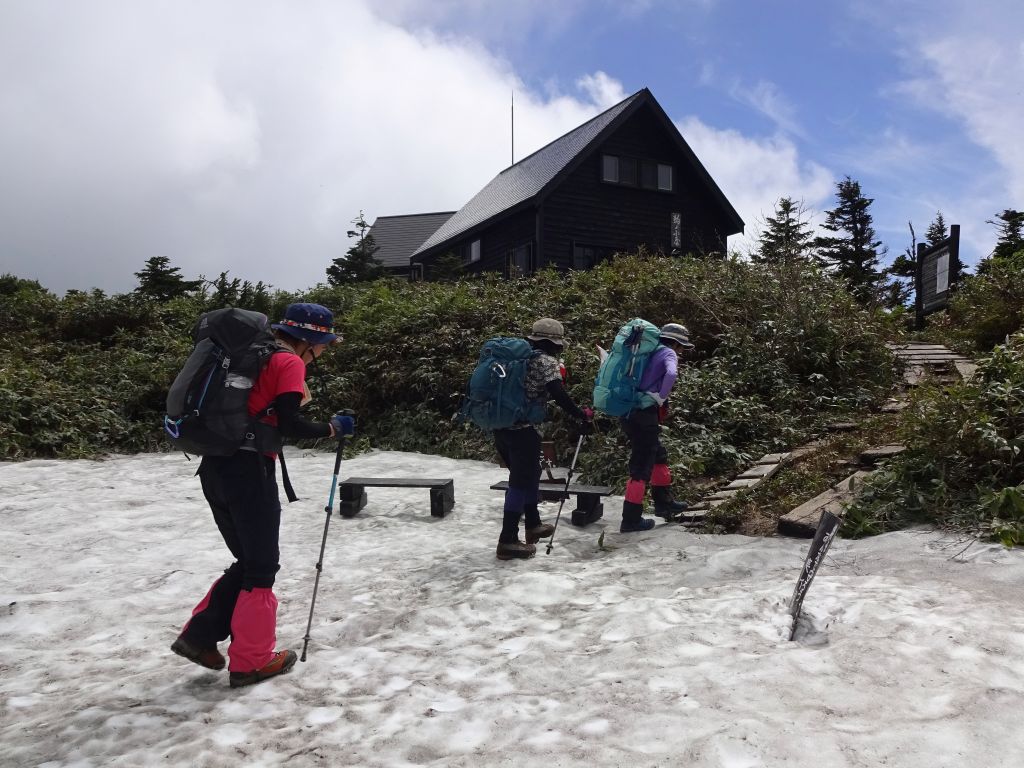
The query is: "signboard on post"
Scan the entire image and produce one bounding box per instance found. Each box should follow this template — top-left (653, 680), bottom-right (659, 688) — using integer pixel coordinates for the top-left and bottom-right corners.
top-left (915, 224), bottom-right (961, 328)
top-left (788, 509), bottom-right (841, 640)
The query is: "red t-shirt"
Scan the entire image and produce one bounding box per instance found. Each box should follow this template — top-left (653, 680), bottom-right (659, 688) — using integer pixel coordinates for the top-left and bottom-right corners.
top-left (248, 351), bottom-right (307, 427)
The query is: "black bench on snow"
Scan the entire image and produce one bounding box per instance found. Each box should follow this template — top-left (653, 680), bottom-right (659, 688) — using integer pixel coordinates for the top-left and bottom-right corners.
top-left (489, 480), bottom-right (611, 527)
top-left (337, 477), bottom-right (455, 518)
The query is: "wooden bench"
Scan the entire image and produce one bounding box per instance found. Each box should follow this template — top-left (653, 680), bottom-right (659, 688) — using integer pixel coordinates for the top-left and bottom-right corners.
top-left (337, 477), bottom-right (455, 519)
top-left (489, 480), bottom-right (612, 527)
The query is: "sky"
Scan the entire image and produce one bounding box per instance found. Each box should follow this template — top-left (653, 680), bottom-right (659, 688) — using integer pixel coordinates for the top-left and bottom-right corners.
top-left (1, 0), bottom-right (1022, 295)
top-left (3, 449), bottom-right (1024, 765)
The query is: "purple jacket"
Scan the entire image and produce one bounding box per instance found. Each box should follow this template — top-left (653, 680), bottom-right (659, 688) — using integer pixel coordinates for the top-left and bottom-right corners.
top-left (638, 345), bottom-right (678, 405)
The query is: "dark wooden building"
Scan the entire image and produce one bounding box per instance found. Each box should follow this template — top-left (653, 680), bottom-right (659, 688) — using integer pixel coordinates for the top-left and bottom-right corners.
top-left (409, 88), bottom-right (743, 279)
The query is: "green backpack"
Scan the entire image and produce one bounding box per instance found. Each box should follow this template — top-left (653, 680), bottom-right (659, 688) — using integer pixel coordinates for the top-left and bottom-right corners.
top-left (592, 318), bottom-right (662, 416)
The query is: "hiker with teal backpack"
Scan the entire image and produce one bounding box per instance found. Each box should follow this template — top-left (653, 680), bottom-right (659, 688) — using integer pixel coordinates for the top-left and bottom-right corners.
top-left (593, 320), bottom-right (694, 532)
top-left (461, 318), bottom-right (593, 560)
top-left (167, 303), bottom-right (355, 687)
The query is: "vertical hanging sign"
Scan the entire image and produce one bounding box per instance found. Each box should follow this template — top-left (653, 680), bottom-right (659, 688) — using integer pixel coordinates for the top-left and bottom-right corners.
top-left (671, 212), bottom-right (682, 254)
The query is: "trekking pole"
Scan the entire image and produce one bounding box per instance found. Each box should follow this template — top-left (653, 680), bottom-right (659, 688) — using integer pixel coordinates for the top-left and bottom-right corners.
top-left (300, 432), bottom-right (348, 662)
top-left (546, 433), bottom-right (586, 555)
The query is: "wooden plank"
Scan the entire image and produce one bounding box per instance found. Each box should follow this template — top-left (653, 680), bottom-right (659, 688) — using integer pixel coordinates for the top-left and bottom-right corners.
top-left (738, 463), bottom-right (780, 481)
top-left (490, 480), bottom-right (612, 495)
top-left (342, 477), bottom-right (453, 488)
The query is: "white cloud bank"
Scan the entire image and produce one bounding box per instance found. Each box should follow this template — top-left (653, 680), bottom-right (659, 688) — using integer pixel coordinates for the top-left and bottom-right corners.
top-left (0, 1), bottom-right (834, 293)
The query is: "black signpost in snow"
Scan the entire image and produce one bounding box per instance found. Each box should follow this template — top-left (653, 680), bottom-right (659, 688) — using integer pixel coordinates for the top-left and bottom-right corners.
top-left (788, 510), bottom-right (842, 640)
top-left (915, 224), bottom-right (961, 329)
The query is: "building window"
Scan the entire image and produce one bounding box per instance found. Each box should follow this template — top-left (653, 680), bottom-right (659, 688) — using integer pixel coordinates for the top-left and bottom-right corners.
top-left (572, 241), bottom-right (614, 270)
top-left (409, 263), bottom-right (424, 282)
top-left (463, 238), bottom-right (481, 265)
top-left (603, 154), bottom-right (673, 192)
top-left (602, 155), bottom-right (619, 183)
top-left (657, 163), bottom-right (673, 191)
top-left (507, 242), bottom-right (534, 277)
top-left (620, 157), bottom-right (638, 186)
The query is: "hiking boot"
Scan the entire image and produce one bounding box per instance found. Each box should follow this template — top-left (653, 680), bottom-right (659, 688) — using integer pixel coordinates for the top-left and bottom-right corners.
top-left (171, 635), bottom-right (225, 671)
top-left (229, 650), bottom-right (298, 688)
top-left (525, 523), bottom-right (555, 544)
top-left (496, 540), bottom-right (537, 560)
top-left (652, 486), bottom-right (687, 519)
top-left (620, 517), bottom-right (656, 533)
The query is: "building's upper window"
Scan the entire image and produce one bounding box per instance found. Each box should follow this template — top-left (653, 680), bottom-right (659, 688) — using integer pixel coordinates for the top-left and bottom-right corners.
top-left (602, 155), bottom-right (619, 183)
top-left (464, 238), bottom-right (481, 265)
top-left (657, 163), bottom-right (673, 191)
top-left (602, 154), bottom-right (673, 192)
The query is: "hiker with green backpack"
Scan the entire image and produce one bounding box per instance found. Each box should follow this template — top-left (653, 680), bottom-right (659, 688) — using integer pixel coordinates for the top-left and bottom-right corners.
top-left (593, 319), bottom-right (694, 532)
top-left (168, 303), bottom-right (355, 687)
top-left (460, 318), bottom-right (594, 560)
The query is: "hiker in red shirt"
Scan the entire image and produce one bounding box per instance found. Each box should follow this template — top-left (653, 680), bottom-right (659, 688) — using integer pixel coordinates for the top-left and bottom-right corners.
top-left (172, 303), bottom-right (355, 688)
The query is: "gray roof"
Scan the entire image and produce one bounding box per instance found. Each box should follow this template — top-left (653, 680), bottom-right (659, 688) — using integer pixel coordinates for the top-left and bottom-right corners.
top-left (368, 212), bottom-right (455, 269)
top-left (412, 91), bottom-right (644, 258)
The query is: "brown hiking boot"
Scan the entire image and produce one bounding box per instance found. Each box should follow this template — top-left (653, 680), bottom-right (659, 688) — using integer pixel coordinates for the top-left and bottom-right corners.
top-left (171, 635), bottom-right (225, 671)
top-left (229, 650), bottom-right (298, 688)
top-left (525, 523), bottom-right (555, 544)
top-left (496, 540), bottom-right (536, 560)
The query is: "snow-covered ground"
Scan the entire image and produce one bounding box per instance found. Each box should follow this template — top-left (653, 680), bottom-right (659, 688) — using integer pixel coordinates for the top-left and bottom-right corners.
top-left (2, 450), bottom-right (1023, 768)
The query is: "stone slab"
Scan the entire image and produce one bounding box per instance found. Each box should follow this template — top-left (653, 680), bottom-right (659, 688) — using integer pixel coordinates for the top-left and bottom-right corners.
top-left (708, 489), bottom-right (741, 501)
top-left (858, 444), bottom-right (906, 466)
top-left (777, 471), bottom-right (872, 538)
top-left (724, 477), bottom-right (761, 490)
top-left (738, 463), bottom-right (781, 481)
top-left (755, 453), bottom-right (790, 465)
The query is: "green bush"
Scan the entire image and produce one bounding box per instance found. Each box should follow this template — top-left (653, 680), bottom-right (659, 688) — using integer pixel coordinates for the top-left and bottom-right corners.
top-left (844, 332), bottom-right (1024, 544)
top-left (1, 254), bottom-right (896, 492)
top-left (933, 249), bottom-right (1024, 353)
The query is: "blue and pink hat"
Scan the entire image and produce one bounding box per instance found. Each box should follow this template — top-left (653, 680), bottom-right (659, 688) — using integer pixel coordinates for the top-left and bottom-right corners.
top-left (273, 303), bottom-right (339, 345)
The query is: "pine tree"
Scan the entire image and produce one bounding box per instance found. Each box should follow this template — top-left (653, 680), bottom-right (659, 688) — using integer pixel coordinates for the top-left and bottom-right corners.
top-left (754, 197), bottom-right (814, 264)
top-left (326, 211), bottom-right (384, 284)
top-left (813, 176), bottom-right (888, 304)
top-left (976, 209), bottom-right (1024, 275)
top-left (925, 211), bottom-right (948, 246)
top-left (134, 256), bottom-right (202, 301)
top-left (885, 221), bottom-right (916, 307)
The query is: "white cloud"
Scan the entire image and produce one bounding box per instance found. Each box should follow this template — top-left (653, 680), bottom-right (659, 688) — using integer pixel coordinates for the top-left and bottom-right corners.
top-left (727, 80), bottom-right (804, 138)
top-left (0, 0), bottom-right (829, 291)
top-left (674, 117), bottom-right (835, 254)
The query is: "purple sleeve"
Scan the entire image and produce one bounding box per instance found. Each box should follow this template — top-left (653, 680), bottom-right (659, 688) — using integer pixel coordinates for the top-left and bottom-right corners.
top-left (638, 346), bottom-right (678, 401)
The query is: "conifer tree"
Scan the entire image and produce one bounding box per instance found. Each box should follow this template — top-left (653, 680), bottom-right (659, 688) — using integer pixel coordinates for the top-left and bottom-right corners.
top-left (133, 256), bottom-right (202, 301)
top-left (754, 197), bottom-right (814, 264)
top-left (326, 211), bottom-right (384, 284)
top-left (976, 209), bottom-right (1024, 275)
top-left (813, 176), bottom-right (888, 304)
top-left (925, 211), bottom-right (948, 246)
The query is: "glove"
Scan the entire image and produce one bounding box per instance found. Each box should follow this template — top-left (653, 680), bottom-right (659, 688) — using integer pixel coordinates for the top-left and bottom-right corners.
top-left (330, 412), bottom-right (356, 437)
top-left (578, 408), bottom-right (594, 436)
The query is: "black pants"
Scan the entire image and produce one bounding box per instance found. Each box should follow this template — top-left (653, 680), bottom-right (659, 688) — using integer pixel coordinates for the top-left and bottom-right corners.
top-left (621, 406), bottom-right (667, 482)
top-left (183, 451), bottom-right (282, 647)
top-left (493, 426), bottom-right (543, 541)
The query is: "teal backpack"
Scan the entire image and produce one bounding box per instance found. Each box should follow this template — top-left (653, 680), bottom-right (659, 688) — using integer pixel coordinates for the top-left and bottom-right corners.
top-left (592, 318), bottom-right (662, 416)
top-left (459, 338), bottom-right (546, 430)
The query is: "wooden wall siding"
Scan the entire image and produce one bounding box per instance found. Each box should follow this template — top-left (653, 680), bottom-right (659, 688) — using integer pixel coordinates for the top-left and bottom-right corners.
top-left (542, 104), bottom-right (730, 267)
top-left (428, 207), bottom-right (537, 278)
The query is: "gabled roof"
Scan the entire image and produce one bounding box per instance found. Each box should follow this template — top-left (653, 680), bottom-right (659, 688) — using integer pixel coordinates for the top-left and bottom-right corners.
top-left (412, 91), bottom-right (644, 259)
top-left (412, 88), bottom-right (743, 262)
top-left (368, 211), bottom-right (455, 269)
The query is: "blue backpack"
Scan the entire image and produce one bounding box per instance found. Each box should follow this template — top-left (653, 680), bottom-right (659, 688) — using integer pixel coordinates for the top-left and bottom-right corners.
top-left (592, 318), bottom-right (662, 416)
top-left (459, 338), bottom-right (546, 430)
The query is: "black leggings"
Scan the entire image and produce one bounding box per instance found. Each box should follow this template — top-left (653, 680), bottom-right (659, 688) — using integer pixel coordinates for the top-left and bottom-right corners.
top-left (183, 451), bottom-right (281, 647)
top-left (621, 406), bottom-right (668, 481)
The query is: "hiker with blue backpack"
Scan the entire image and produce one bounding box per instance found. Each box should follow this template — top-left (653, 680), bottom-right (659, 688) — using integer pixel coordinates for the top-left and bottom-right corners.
top-left (593, 319), bottom-right (694, 532)
top-left (461, 318), bottom-right (594, 560)
top-left (168, 303), bottom-right (356, 687)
